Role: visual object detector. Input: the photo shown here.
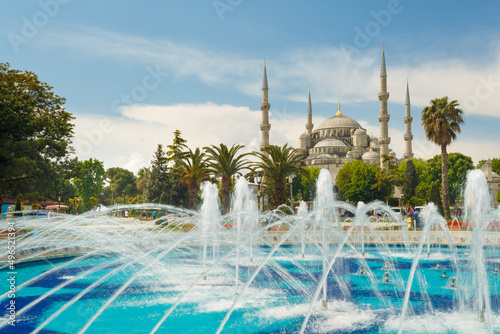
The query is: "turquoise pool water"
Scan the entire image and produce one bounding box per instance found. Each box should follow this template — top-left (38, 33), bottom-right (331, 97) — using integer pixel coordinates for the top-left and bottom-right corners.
top-left (2, 244), bottom-right (500, 333)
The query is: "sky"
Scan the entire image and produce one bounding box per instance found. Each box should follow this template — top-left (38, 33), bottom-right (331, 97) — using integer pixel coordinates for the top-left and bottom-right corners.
top-left (1, 0), bottom-right (500, 174)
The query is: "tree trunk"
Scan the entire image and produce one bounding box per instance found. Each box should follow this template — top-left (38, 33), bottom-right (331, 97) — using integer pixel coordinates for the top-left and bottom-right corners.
top-left (441, 144), bottom-right (451, 219)
top-left (221, 176), bottom-right (231, 214)
top-left (188, 185), bottom-right (198, 210)
top-left (274, 178), bottom-right (285, 209)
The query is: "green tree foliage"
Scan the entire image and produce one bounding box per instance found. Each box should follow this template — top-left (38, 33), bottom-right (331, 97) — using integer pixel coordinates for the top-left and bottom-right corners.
top-left (421, 96), bottom-right (464, 219)
top-left (73, 158), bottom-right (105, 210)
top-left (146, 144), bottom-right (172, 204)
top-left (0, 63), bottom-right (74, 208)
top-left (477, 158), bottom-right (500, 174)
top-left (335, 160), bottom-right (380, 204)
top-left (14, 197), bottom-right (22, 216)
top-left (295, 167), bottom-right (320, 202)
top-left (253, 145), bottom-right (307, 208)
top-left (165, 130), bottom-right (189, 207)
top-left (177, 148), bottom-right (209, 209)
top-left (136, 167), bottom-right (150, 198)
top-left (429, 182), bottom-right (444, 216)
top-left (205, 143), bottom-right (251, 213)
top-left (423, 153), bottom-right (474, 205)
top-left (336, 160), bottom-right (390, 203)
top-left (403, 159), bottom-right (418, 203)
top-left (105, 167), bottom-right (139, 204)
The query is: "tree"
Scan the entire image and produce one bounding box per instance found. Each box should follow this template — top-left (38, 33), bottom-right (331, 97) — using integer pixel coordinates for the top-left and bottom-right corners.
top-left (0, 63), bottom-right (74, 213)
top-left (421, 96), bottom-right (464, 219)
top-left (14, 197), bottom-right (22, 216)
top-left (253, 144), bottom-right (306, 208)
top-left (403, 159), bottom-right (418, 204)
top-left (423, 153), bottom-right (474, 205)
top-left (205, 143), bottom-right (251, 214)
top-left (105, 167), bottom-right (139, 204)
top-left (136, 167), bottom-right (150, 198)
top-left (166, 130), bottom-right (189, 207)
top-left (295, 167), bottom-right (321, 202)
top-left (429, 182), bottom-right (444, 216)
top-left (146, 144), bottom-right (172, 204)
top-left (73, 158), bottom-right (105, 210)
top-left (177, 148), bottom-right (209, 209)
top-left (336, 160), bottom-right (390, 203)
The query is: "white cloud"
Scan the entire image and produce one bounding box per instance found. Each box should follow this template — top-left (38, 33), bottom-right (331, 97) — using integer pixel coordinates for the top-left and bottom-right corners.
top-left (72, 102), bottom-right (264, 173)
top-left (46, 26), bottom-right (500, 119)
top-left (72, 102), bottom-right (498, 175)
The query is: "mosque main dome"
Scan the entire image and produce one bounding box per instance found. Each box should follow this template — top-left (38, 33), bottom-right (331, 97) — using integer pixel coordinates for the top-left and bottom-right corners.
top-left (317, 114), bottom-right (361, 130)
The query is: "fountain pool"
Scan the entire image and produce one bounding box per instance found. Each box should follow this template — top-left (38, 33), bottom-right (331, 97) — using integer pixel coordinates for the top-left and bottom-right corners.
top-left (1, 170), bottom-right (500, 334)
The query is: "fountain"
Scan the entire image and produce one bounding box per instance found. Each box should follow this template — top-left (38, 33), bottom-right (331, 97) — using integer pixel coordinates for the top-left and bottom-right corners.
top-left (1, 168), bottom-right (500, 333)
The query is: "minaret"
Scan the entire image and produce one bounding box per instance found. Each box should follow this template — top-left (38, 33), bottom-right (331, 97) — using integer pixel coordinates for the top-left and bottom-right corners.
top-left (378, 45), bottom-right (390, 168)
top-left (404, 79), bottom-right (414, 159)
top-left (260, 60), bottom-right (271, 153)
top-left (306, 87), bottom-right (313, 135)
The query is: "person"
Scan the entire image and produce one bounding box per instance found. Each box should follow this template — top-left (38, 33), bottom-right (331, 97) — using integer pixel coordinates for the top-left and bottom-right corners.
top-left (152, 210), bottom-right (157, 220)
top-left (406, 214), bottom-right (414, 230)
top-left (124, 210), bottom-right (129, 218)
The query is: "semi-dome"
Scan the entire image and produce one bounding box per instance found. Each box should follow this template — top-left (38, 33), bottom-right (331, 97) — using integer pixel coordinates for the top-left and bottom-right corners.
top-left (362, 150), bottom-right (380, 161)
top-left (316, 153), bottom-right (333, 159)
top-left (313, 138), bottom-right (347, 148)
top-left (317, 115), bottom-right (361, 130)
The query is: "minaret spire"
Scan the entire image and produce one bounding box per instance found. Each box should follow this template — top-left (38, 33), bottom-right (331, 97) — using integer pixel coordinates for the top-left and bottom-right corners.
top-left (260, 60), bottom-right (271, 154)
top-left (404, 79), bottom-right (414, 159)
top-left (378, 45), bottom-right (391, 168)
top-left (305, 87), bottom-right (313, 135)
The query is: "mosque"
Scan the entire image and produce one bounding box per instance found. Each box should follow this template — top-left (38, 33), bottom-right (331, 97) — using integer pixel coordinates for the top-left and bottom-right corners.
top-left (259, 47), bottom-right (414, 179)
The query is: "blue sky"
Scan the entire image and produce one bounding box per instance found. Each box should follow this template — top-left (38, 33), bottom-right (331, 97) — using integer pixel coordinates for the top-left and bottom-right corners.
top-left (2, 0), bottom-right (500, 173)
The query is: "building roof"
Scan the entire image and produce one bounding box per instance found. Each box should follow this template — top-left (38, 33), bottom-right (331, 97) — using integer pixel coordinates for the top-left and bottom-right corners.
top-left (316, 114), bottom-right (361, 130)
top-left (362, 150), bottom-right (380, 160)
top-left (314, 138), bottom-right (347, 148)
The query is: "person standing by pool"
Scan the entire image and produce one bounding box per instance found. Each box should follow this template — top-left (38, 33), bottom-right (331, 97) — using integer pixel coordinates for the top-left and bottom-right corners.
top-left (152, 210), bottom-right (157, 220)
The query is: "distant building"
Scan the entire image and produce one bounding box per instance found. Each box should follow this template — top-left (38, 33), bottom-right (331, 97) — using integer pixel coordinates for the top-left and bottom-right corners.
top-left (481, 159), bottom-right (500, 207)
top-left (259, 46), bottom-right (413, 180)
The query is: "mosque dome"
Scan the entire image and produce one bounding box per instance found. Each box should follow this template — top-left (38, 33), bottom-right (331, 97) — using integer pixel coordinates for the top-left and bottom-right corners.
top-left (316, 154), bottom-right (333, 159)
top-left (362, 150), bottom-right (380, 161)
top-left (317, 114), bottom-right (360, 130)
top-left (299, 132), bottom-right (310, 139)
top-left (314, 138), bottom-right (347, 148)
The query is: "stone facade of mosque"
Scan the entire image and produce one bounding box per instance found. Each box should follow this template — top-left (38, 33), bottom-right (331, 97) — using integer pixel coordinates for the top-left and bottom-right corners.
top-left (259, 47), bottom-right (414, 179)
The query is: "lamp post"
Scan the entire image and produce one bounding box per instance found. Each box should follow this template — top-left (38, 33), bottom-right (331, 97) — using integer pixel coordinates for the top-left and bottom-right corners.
top-left (288, 174), bottom-right (295, 213)
top-left (255, 173), bottom-right (262, 212)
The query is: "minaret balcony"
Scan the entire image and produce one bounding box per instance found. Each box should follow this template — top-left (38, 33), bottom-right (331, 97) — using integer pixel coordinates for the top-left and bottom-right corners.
top-left (378, 92), bottom-right (389, 100)
top-left (378, 114), bottom-right (390, 122)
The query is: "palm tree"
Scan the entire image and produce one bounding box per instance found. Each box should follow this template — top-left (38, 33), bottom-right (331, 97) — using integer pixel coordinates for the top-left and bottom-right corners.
top-left (253, 144), bottom-right (307, 208)
top-left (177, 148), bottom-right (209, 210)
top-left (204, 144), bottom-right (251, 214)
top-left (421, 96), bottom-right (464, 219)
